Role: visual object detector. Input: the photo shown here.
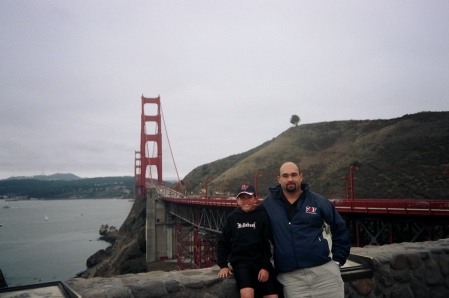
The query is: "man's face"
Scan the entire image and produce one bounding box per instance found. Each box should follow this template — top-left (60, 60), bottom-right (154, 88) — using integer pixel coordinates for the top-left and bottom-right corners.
top-left (237, 194), bottom-right (256, 212)
top-left (278, 163), bottom-right (302, 194)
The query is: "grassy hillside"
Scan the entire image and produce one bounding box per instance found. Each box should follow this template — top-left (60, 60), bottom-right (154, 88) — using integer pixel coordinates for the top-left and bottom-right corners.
top-left (183, 112), bottom-right (449, 199)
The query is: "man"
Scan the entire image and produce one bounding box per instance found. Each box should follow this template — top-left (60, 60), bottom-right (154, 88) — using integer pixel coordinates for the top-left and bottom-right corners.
top-left (261, 162), bottom-right (351, 298)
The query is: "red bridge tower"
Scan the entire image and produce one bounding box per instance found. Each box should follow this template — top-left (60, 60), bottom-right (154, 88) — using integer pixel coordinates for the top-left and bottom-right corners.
top-left (137, 95), bottom-right (163, 195)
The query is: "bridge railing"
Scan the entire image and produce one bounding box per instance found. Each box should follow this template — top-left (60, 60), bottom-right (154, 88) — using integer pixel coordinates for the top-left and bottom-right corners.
top-left (160, 196), bottom-right (265, 208)
top-left (331, 198), bottom-right (449, 216)
top-left (161, 195), bottom-right (449, 217)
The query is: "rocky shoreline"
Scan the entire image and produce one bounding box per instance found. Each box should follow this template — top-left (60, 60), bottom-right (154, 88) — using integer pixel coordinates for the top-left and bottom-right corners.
top-left (0, 270), bottom-right (7, 289)
top-left (77, 195), bottom-right (151, 278)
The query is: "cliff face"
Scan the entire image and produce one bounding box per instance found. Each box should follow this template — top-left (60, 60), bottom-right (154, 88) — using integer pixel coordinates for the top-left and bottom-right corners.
top-left (79, 195), bottom-right (149, 278)
top-left (0, 269), bottom-right (7, 289)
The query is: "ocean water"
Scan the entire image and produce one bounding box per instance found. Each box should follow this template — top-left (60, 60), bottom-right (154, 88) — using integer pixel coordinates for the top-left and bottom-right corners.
top-left (0, 198), bottom-right (133, 287)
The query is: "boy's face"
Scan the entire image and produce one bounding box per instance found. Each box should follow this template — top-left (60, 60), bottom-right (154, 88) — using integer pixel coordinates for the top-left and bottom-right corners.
top-left (237, 194), bottom-right (256, 212)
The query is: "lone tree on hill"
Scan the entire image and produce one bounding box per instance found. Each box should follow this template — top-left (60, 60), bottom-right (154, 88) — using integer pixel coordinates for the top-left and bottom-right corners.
top-left (290, 114), bottom-right (300, 126)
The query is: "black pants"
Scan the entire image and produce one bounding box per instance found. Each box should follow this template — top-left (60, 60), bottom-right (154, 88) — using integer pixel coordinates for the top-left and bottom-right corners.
top-left (232, 262), bottom-right (280, 296)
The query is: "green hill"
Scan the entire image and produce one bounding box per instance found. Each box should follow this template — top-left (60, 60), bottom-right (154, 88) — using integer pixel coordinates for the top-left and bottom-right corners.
top-left (0, 176), bottom-right (134, 199)
top-left (6, 173), bottom-right (81, 181)
top-left (183, 111), bottom-right (449, 199)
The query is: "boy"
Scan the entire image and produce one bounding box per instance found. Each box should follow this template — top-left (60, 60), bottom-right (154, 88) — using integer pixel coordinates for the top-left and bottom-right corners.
top-left (217, 184), bottom-right (278, 298)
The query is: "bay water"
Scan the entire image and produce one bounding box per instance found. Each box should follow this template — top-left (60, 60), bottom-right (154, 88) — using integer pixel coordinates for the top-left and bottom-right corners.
top-left (0, 198), bottom-right (133, 287)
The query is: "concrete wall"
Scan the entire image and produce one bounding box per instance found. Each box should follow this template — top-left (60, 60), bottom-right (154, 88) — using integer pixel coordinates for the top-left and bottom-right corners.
top-left (145, 188), bottom-right (156, 262)
top-left (347, 239), bottom-right (449, 298)
top-left (146, 188), bottom-right (176, 262)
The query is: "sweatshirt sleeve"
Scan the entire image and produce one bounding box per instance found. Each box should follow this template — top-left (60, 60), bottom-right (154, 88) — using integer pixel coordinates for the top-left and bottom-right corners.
top-left (261, 212), bottom-right (274, 270)
top-left (323, 200), bottom-right (351, 266)
top-left (217, 215), bottom-right (232, 268)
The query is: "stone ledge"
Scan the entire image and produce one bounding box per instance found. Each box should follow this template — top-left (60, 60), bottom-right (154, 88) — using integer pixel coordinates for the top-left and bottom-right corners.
top-left (66, 266), bottom-right (239, 298)
top-left (347, 239), bottom-right (449, 298)
top-left (66, 239), bottom-right (449, 298)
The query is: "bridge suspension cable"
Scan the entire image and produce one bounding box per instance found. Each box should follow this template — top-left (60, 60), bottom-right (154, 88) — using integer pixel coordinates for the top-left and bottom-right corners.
top-left (160, 103), bottom-right (183, 189)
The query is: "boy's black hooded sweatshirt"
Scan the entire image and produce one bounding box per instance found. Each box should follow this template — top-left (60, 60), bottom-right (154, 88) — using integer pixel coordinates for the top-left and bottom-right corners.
top-left (217, 206), bottom-right (273, 270)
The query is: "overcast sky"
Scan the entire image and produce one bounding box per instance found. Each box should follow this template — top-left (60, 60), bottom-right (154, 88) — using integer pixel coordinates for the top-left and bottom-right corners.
top-left (0, 1), bottom-right (448, 181)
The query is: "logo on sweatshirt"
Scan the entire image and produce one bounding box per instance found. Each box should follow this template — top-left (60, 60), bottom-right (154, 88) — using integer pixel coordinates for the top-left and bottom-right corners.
top-left (305, 206), bottom-right (317, 214)
top-left (237, 222), bottom-right (256, 229)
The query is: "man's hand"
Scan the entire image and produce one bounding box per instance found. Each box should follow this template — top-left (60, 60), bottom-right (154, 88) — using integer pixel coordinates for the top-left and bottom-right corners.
top-left (218, 267), bottom-right (232, 278)
top-left (258, 268), bottom-right (269, 282)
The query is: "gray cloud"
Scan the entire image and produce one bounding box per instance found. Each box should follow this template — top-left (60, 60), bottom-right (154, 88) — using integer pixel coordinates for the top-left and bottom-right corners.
top-left (1, 0), bottom-right (448, 180)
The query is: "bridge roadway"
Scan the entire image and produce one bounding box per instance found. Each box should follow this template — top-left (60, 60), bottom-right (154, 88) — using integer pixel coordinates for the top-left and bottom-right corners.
top-left (160, 192), bottom-right (449, 247)
top-left (162, 196), bottom-right (449, 216)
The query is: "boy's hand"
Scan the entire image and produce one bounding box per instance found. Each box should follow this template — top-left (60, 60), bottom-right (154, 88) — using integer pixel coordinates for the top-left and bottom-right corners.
top-left (218, 267), bottom-right (232, 278)
top-left (258, 268), bottom-right (269, 282)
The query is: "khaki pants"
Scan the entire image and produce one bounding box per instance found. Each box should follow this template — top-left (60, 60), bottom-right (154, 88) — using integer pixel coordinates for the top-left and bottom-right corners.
top-left (277, 261), bottom-right (344, 298)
